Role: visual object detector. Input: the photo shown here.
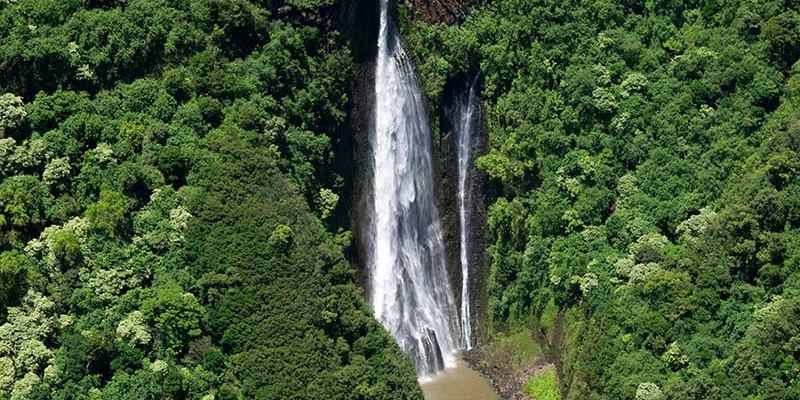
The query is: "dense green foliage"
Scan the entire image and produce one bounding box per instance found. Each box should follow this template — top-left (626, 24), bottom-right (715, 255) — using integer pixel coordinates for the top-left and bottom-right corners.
top-left (404, 0), bottom-right (800, 399)
top-left (0, 0), bottom-right (422, 399)
top-left (5, 0), bottom-right (800, 398)
top-left (527, 369), bottom-right (559, 400)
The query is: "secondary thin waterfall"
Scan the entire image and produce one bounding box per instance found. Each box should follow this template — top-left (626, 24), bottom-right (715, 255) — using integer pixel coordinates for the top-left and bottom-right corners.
top-left (367, 0), bottom-right (461, 378)
top-left (456, 77), bottom-right (479, 350)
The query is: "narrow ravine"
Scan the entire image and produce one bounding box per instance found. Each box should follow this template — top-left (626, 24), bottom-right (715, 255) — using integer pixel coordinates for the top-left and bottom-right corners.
top-left (420, 359), bottom-right (499, 400)
top-left (366, 0), bottom-right (461, 378)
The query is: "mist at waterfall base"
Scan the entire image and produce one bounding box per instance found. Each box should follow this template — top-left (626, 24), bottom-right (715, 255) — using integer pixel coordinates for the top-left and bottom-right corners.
top-left (365, 0), bottom-right (462, 380)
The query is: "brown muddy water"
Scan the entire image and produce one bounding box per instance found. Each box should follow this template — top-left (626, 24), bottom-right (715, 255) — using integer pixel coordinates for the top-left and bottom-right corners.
top-left (420, 358), bottom-right (500, 400)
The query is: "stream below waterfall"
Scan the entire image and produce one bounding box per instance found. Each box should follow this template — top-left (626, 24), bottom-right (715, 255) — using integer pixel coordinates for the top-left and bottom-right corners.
top-left (420, 359), bottom-right (500, 400)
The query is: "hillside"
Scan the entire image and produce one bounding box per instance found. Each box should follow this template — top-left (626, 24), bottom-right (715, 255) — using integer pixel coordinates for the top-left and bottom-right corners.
top-left (2, 0), bottom-right (800, 399)
top-left (0, 1), bottom-right (421, 399)
top-left (403, 0), bottom-right (800, 398)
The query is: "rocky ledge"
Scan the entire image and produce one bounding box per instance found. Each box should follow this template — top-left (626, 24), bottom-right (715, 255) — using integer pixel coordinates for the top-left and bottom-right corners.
top-left (464, 344), bottom-right (553, 400)
top-left (403, 0), bottom-right (472, 24)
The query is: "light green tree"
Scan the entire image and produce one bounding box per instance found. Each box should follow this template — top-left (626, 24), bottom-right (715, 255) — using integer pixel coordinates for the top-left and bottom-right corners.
top-left (676, 207), bottom-right (717, 243)
top-left (317, 188), bottom-right (339, 220)
top-left (0, 93), bottom-right (26, 134)
top-left (11, 372), bottom-right (39, 400)
top-left (0, 290), bottom-right (57, 398)
top-left (0, 138), bottom-right (15, 175)
top-left (116, 311), bottom-right (152, 347)
top-left (661, 341), bottom-right (688, 370)
top-left (0, 357), bottom-right (14, 397)
top-left (11, 138), bottom-right (48, 170)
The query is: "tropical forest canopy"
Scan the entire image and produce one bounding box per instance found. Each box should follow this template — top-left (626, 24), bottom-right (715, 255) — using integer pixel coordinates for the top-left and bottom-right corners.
top-left (2, 0), bottom-right (800, 399)
top-left (402, 0), bottom-right (800, 399)
top-left (0, 0), bottom-right (421, 399)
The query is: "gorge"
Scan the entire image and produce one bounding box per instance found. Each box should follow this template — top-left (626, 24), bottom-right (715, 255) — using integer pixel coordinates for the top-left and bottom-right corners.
top-left (3, 0), bottom-right (796, 398)
top-left (365, 0), bottom-right (461, 378)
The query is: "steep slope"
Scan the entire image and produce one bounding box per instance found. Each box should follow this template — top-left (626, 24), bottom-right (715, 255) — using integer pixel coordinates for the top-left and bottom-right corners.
top-left (0, 1), bottom-right (422, 398)
top-left (402, 0), bottom-right (800, 399)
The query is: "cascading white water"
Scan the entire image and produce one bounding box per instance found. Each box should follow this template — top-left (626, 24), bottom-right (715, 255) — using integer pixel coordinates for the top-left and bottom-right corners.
top-left (367, 0), bottom-right (461, 378)
top-left (456, 77), bottom-right (479, 350)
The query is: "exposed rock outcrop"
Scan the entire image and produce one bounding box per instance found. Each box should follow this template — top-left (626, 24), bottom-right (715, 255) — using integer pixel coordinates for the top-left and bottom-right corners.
top-left (465, 347), bottom-right (554, 400)
top-left (401, 0), bottom-right (472, 24)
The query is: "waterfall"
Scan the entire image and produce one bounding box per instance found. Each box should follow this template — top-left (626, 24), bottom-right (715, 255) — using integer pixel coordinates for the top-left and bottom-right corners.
top-left (456, 77), bottom-right (479, 350)
top-left (367, 0), bottom-right (461, 378)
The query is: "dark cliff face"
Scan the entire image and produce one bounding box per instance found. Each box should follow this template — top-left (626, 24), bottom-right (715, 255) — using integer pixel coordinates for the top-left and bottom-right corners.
top-left (335, 0), bottom-right (379, 290)
top-left (342, 0), bottom-right (489, 345)
top-left (338, 0), bottom-right (380, 64)
top-left (401, 0), bottom-right (472, 24)
top-left (438, 72), bottom-right (490, 346)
